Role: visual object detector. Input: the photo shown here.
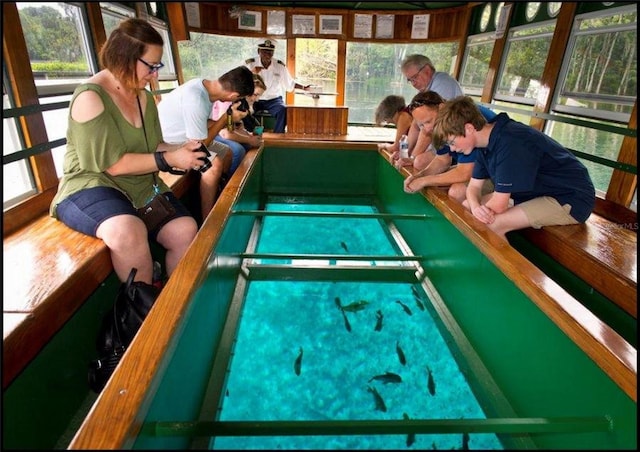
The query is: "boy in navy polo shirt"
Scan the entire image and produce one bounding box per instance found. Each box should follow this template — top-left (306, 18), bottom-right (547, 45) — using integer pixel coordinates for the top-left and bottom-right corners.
top-left (433, 96), bottom-right (595, 241)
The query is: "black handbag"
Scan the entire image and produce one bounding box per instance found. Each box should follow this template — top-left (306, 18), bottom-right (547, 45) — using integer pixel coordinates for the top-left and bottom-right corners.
top-left (88, 268), bottom-right (160, 392)
top-left (136, 191), bottom-right (176, 232)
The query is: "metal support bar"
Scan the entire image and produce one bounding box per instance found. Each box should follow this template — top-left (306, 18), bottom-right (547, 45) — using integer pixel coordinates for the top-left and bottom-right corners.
top-left (232, 210), bottom-right (430, 220)
top-left (147, 416), bottom-right (613, 437)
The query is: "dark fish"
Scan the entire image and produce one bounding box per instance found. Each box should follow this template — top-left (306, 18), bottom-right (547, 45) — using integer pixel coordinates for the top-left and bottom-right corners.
top-left (396, 341), bottom-right (407, 366)
top-left (396, 299), bottom-right (413, 316)
top-left (413, 292), bottom-right (425, 311)
top-left (340, 241), bottom-right (349, 253)
top-left (426, 366), bottom-right (436, 396)
top-left (368, 371), bottom-right (402, 384)
top-left (335, 296), bottom-right (342, 310)
top-left (403, 412), bottom-right (416, 447)
top-left (374, 309), bottom-right (383, 332)
top-left (294, 347), bottom-right (303, 376)
top-left (341, 299), bottom-right (369, 312)
top-left (411, 285), bottom-right (420, 299)
top-left (367, 385), bottom-right (387, 412)
top-left (340, 308), bottom-right (352, 332)
top-left (462, 432), bottom-right (470, 450)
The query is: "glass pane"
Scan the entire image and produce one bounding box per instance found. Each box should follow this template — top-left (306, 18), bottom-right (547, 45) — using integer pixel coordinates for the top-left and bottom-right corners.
top-left (345, 41), bottom-right (459, 124)
top-left (495, 24), bottom-right (554, 103)
top-left (525, 2), bottom-right (541, 21)
top-left (460, 34), bottom-right (495, 96)
top-left (556, 9), bottom-right (636, 121)
top-left (100, 3), bottom-right (135, 36)
top-left (545, 120), bottom-right (621, 196)
top-left (547, 2), bottom-right (562, 18)
top-left (179, 34), bottom-right (274, 81)
top-left (492, 100), bottom-right (535, 124)
top-left (293, 38), bottom-right (337, 107)
top-left (480, 3), bottom-right (492, 32)
top-left (17, 3), bottom-right (92, 92)
top-left (3, 93), bottom-right (36, 206)
top-left (494, 2), bottom-right (505, 29)
top-left (153, 26), bottom-right (176, 79)
top-left (40, 95), bottom-right (71, 177)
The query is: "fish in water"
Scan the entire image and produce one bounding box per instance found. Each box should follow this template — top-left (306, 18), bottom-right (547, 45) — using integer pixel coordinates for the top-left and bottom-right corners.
top-left (403, 412), bottom-right (416, 447)
top-left (396, 300), bottom-right (413, 316)
top-left (374, 310), bottom-right (383, 332)
top-left (368, 371), bottom-right (402, 384)
top-left (341, 299), bottom-right (370, 312)
top-left (340, 308), bottom-right (352, 332)
top-left (334, 296), bottom-right (342, 310)
top-left (367, 385), bottom-right (387, 412)
top-left (462, 432), bottom-right (470, 450)
top-left (426, 366), bottom-right (436, 395)
top-left (294, 347), bottom-right (303, 376)
top-left (411, 286), bottom-right (426, 311)
top-left (396, 341), bottom-right (407, 365)
top-left (340, 241), bottom-right (349, 253)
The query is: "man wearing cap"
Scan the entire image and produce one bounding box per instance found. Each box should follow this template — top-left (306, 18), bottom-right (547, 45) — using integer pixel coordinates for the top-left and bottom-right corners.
top-left (245, 39), bottom-right (311, 133)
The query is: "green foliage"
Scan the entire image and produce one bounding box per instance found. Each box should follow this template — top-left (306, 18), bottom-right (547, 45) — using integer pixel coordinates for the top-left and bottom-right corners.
top-left (18, 4), bottom-right (86, 64)
top-left (31, 61), bottom-right (88, 73)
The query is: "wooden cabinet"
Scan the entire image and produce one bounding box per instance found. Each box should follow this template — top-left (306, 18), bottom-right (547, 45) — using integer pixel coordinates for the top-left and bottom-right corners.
top-left (286, 106), bottom-right (348, 135)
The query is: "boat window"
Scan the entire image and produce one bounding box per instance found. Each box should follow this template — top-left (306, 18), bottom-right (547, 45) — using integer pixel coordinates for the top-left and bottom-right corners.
top-left (479, 3), bottom-right (492, 32)
top-left (546, 4), bottom-right (637, 196)
top-left (525, 2), bottom-right (541, 22)
top-left (494, 21), bottom-right (556, 105)
top-left (553, 4), bottom-right (637, 123)
top-left (494, 2), bottom-right (505, 29)
top-left (3, 83), bottom-right (36, 208)
top-left (547, 2), bottom-right (562, 18)
top-left (459, 33), bottom-right (496, 97)
top-left (345, 41), bottom-right (459, 124)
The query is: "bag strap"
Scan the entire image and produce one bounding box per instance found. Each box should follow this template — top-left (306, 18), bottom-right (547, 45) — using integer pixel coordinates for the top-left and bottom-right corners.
top-left (137, 95), bottom-right (185, 176)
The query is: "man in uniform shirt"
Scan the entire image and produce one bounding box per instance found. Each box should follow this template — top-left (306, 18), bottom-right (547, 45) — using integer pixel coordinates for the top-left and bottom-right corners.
top-left (244, 40), bottom-right (311, 133)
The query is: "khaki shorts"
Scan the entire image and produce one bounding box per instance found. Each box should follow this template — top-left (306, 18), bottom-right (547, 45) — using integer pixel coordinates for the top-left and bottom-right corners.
top-left (518, 196), bottom-right (579, 229)
top-left (207, 140), bottom-right (231, 160)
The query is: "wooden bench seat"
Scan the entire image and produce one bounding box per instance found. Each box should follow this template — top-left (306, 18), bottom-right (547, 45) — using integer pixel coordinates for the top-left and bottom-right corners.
top-left (519, 214), bottom-right (637, 318)
top-left (2, 170), bottom-right (198, 389)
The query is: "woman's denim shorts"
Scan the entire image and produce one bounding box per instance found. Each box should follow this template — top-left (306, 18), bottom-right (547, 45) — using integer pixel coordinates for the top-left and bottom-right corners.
top-left (55, 186), bottom-right (191, 240)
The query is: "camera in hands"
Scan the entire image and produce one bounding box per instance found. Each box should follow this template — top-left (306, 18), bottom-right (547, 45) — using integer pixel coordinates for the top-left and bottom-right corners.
top-left (196, 143), bottom-right (214, 173)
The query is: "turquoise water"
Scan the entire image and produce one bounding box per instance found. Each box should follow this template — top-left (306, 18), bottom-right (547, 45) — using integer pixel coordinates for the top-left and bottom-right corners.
top-left (213, 199), bottom-right (503, 450)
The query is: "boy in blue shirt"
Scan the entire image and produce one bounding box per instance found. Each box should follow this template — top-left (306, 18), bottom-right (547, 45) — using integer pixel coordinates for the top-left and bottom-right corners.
top-left (433, 96), bottom-right (595, 241)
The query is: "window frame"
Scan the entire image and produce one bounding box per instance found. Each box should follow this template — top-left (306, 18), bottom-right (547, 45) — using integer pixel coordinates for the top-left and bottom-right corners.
top-left (551, 4), bottom-right (637, 123)
top-left (493, 20), bottom-right (557, 106)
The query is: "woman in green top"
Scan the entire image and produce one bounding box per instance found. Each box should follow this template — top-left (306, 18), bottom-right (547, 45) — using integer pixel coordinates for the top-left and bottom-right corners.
top-left (50, 18), bottom-right (204, 286)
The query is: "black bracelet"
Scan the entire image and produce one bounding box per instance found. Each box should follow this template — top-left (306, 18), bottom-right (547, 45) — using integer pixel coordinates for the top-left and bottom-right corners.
top-left (154, 151), bottom-right (172, 172)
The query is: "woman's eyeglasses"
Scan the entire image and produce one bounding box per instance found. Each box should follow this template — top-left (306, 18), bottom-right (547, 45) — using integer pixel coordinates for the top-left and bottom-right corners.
top-left (138, 58), bottom-right (164, 74)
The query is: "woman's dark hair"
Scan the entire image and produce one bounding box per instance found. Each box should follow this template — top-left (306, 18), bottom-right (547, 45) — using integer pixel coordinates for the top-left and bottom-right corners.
top-left (99, 18), bottom-right (164, 92)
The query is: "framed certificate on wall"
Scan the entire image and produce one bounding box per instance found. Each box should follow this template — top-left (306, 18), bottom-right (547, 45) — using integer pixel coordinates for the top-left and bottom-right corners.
top-left (238, 11), bottom-right (262, 31)
top-left (319, 15), bottom-right (342, 34)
